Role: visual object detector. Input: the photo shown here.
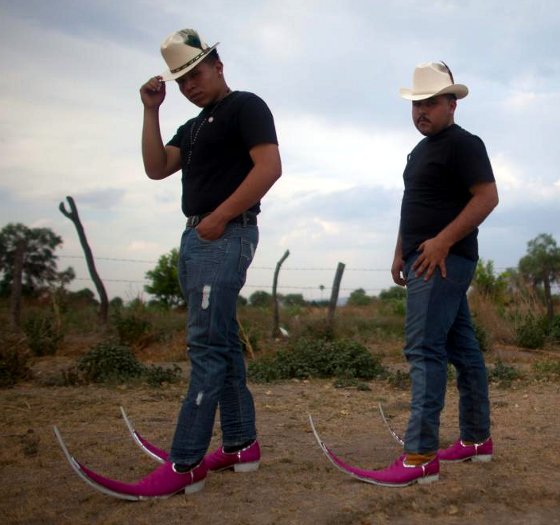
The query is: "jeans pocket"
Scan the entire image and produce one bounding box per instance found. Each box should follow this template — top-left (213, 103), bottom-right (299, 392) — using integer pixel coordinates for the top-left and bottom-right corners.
top-left (238, 237), bottom-right (255, 274)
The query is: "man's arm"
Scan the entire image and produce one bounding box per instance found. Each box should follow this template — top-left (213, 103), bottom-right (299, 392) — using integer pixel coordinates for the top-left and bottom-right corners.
top-left (140, 77), bottom-right (181, 180)
top-left (391, 225), bottom-right (406, 287)
top-left (196, 143), bottom-right (282, 240)
top-left (413, 181), bottom-right (499, 280)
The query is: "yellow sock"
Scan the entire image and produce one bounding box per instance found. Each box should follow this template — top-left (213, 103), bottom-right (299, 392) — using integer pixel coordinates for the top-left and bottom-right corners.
top-left (405, 452), bottom-right (437, 466)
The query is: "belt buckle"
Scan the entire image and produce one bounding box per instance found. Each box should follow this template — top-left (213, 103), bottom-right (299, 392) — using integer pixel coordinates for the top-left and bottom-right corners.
top-left (187, 215), bottom-right (201, 228)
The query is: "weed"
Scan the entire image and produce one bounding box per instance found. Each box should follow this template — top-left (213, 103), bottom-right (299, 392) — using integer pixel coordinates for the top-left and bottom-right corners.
top-left (488, 359), bottom-right (522, 387)
top-left (112, 308), bottom-right (152, 347)
top-left (386, 370), bottom-right (410, 390)
top-left (532, 359), bottom-right (560, 381)
top-left (473, 318), bottom-right (491, 352)
top-left (0, 329), bottom-right (31, 387)
top-left (22, 311), bottom-right (63, 356)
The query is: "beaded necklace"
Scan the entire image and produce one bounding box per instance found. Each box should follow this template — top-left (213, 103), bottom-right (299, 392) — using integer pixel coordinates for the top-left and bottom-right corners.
top-left (186, 89), bottom-right (233, 170)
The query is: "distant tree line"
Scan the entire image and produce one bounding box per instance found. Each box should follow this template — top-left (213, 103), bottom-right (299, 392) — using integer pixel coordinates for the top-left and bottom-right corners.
top-left (2, 222), bottom-right (559, 323)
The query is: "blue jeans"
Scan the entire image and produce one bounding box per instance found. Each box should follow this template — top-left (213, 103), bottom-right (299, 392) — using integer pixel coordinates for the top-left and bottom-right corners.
top-left (403, 253), bottom-right (490, 454)
top-left (169, 223), bottom-right (258, 465)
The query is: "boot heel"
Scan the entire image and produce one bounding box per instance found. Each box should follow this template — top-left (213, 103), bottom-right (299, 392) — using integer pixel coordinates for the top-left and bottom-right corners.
top-left (472, 454), bottom-right (492, 463)
top-left (418, 474), bottom-right (439, 485)
top-left (184, 479), bottom-right (205, 494)
top-left (234, 461), bottom-right (259, 473)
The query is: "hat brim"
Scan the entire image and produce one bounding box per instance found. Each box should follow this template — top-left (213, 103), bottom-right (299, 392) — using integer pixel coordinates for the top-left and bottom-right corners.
top-left (160, 42), bottom-right (219, 82)
top-left (399, 84), bottom-right (469, 101)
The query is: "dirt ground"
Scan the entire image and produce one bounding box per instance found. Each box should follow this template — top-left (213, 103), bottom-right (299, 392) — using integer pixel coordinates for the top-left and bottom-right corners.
top-left (1, 354), bottom-right (559, 525)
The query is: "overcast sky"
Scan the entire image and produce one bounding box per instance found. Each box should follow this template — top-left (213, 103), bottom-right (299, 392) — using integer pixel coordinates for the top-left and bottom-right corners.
top-left (1, 0), bottom-right (559, 301)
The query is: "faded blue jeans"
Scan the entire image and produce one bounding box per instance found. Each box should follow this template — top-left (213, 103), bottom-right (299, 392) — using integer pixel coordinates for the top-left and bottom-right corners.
top-left (403, 253), bottom-right (490, 454)
top-left (169, 223), bottom-right (258, 465)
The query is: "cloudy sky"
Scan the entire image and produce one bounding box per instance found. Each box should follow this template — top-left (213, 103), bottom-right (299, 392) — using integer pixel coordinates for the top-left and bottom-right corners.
top-left (1, 0), bottom-right (559, 302)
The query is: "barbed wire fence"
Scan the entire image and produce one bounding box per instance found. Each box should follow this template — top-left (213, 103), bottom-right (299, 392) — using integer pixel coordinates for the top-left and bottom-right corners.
top-left (58, 254), bottom-right (529, 299)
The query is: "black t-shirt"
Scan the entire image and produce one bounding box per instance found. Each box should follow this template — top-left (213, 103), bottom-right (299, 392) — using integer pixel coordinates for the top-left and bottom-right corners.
top-left (167, 91), bottom-right (278, 217)
top-left (400, 124), bottom-right (495, 261)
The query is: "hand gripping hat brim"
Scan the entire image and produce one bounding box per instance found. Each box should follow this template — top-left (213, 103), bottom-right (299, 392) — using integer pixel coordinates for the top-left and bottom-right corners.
top-left (160, 29), bottom-right (219, 82)
top-left (399, 61), bottom-right (468, 101)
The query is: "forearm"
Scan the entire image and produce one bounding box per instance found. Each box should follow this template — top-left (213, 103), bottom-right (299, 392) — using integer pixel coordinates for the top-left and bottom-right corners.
top-left (394, 224), bottom-right (403, 258)
top-left (436, 187), bottom-right (499, 249)
top-left (213, 163), bottom-right (281, 221)
top-left (142, 107), bottom-right (169, 180)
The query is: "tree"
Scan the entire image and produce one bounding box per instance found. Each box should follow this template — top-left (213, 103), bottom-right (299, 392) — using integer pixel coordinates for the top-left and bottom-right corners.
top-left (0, 223), bottom-right (74, 297)
top-left (249, 290), bottom-right (273, 308)
top-left (379, 286), bottom-right (407, 301)
top-left (347, 288), bottom-right (372, 306)
top-left (518, 233), bottom-right (560, 322)
top-left (67, 288), bottom-right (99, 306)
top-left (144, 248), bottom-right (185, 307)
top-left (283, 294), bottom-right (307, 307)
top-left (473, 259), bottom-right (509, 304)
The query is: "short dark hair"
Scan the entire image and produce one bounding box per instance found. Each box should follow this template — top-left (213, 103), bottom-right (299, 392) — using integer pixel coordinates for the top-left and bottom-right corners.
top-left (205, 49), bottom-right (221, 63)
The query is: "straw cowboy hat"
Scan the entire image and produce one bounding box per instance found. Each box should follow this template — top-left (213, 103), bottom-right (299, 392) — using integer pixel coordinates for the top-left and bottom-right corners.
top-left (160, 29), bottom-right (219, 81)
top-left (400, 61), bottom-right (468, 101)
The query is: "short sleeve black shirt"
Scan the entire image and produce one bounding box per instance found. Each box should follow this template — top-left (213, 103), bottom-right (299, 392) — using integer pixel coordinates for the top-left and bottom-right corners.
top-left (167, 91), bottom-right (278, 217)
top-left (400, 124), bottom-right (495, 261)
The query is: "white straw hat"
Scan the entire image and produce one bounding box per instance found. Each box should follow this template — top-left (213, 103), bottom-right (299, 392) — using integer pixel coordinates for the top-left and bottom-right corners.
top-left (159, 29), bottom-right (219, 82)
top-left (399, 61), bottom-right (468, 101)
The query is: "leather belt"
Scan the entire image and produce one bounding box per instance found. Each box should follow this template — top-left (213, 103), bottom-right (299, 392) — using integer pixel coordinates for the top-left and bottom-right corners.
top-left (186, 212), bottom-right (257, 228)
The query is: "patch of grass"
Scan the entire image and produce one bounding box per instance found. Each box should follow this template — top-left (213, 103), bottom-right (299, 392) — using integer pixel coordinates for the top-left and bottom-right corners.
top-left (532, 359), bottom-right (560, 381)
top-left (385, 369), bottom-right (410, 390)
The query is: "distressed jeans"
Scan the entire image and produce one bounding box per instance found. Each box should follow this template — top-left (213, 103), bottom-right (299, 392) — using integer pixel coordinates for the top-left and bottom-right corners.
top-left (169, 223), bottom-right (258, 465)
top-left (403, 253), bottom-right (491, 454)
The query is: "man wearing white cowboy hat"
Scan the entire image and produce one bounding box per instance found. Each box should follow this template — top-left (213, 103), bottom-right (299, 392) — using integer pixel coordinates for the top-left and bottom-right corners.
top-left (368, 61), bottom-right (498, 486)
top-left (69, 28), bottom-right (281, 500)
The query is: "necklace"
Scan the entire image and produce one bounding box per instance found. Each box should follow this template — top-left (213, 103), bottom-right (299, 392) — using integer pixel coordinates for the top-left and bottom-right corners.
top-left (186, 89), bottom-right (233, 170)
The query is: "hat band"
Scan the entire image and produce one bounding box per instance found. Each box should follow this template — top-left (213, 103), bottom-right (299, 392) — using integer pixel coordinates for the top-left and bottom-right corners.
top-left (170, 48), bottom-right (209, 74)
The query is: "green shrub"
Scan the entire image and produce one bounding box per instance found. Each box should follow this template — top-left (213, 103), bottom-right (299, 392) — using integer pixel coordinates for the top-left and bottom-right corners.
top-left (532, 359), bottom-right (560, 381)
top-left (77, 342), bottom-right (181, 386)
top-left (144, 364), bottom-right (182, 387)
top-left (78, 343), bottom-right (145, 383)
top-left (473, 318), bottom-right (491, 352)
top-left (248, 337), bottom-right (385, 383)
top-left (488, 359), bottom-right (522, 387)
top-left (112, 309), bottom-right (152, 346)
top-left (22, 311), bottom-right (63, 356)
top-left (0, 330), bottom-right (31, 387)
top-left (515, 314), bottom-right (547, 349)
top-left (547, 316), bottom-right (560, 343)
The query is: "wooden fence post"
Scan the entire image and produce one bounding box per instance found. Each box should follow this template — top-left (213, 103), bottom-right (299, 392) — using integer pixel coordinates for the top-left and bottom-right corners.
top-left (327, 262), bottom-right (345, 329)
top-left (10, 239), bottom-right (25, 328)
top-left (272, 249), bottom-right (290, 338)
top-left (59, 196), bottom-right (109, 324)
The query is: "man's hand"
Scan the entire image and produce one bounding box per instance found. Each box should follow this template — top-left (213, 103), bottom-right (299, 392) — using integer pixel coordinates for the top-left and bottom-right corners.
top-left (196, 213), bottom-right (229, 241)
top-left (412, 237), bottom-right (450, 281)
top-left (391, 254), bottom-right (406, 286)
top-left (140, 76), bottom-right (166, 108)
